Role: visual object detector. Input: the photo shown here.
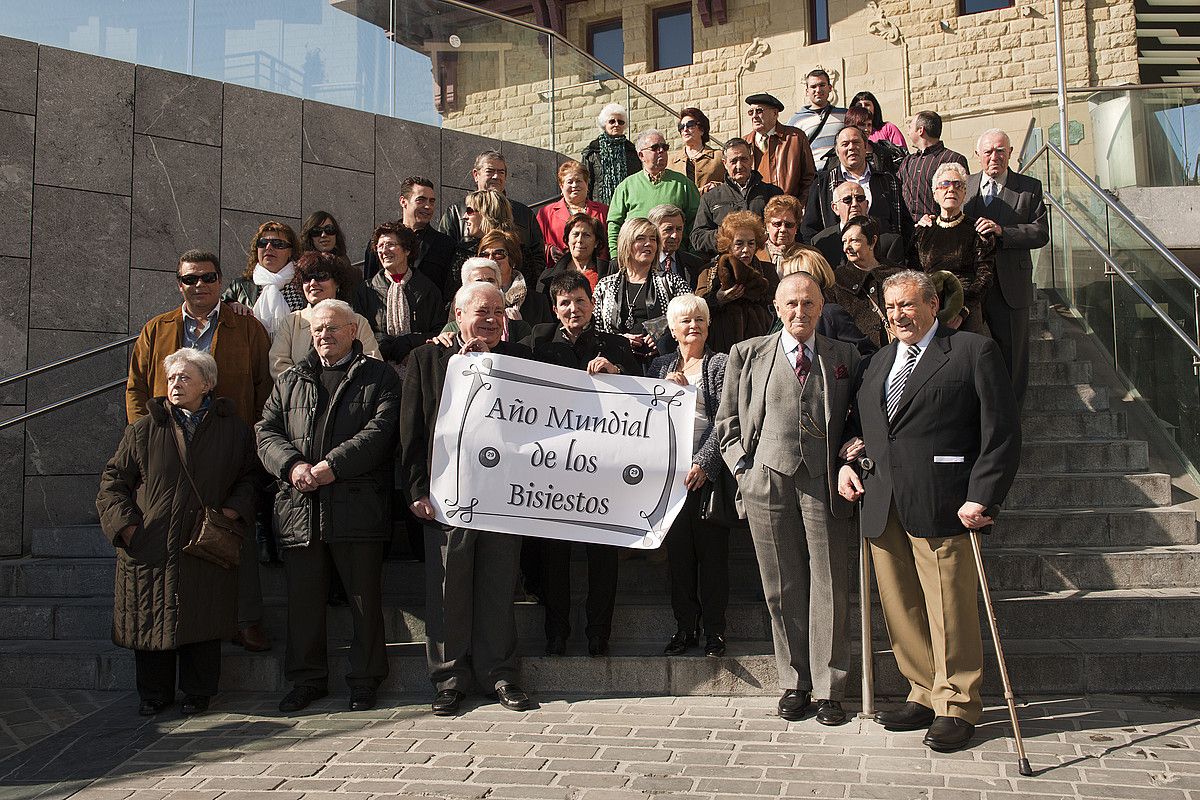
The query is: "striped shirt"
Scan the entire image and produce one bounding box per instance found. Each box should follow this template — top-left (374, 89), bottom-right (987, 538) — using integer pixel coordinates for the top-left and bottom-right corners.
top-left (788, 105), bottom-right (847, 164)
top-left (898, 142), bottom-right (969, 222)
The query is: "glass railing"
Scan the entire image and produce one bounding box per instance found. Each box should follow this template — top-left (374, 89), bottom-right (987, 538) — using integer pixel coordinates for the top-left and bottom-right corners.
top-left (1028, 142), bottom-right (1200, 470)
top-left (1027, 85), bottom-right (1200, 190)
top-left (0, 0), bottom-right (679, 158)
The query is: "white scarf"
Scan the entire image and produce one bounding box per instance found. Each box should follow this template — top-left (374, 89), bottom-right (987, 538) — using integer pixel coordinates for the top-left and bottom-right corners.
top-left (385, 270), bottom-right (413, 337)
top-left (252, 262), bottom-right (297, 338)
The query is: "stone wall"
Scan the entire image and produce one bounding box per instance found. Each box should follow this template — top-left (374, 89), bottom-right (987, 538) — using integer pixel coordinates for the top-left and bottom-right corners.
top-left (0, 36), bottom-right (562, 557)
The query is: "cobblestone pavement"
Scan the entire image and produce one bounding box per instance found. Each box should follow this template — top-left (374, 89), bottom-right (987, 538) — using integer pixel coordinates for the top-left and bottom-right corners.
top-left (0, 690), bottom-right (119, 762)
top-left (2, 691), bottom-right (1199, 800)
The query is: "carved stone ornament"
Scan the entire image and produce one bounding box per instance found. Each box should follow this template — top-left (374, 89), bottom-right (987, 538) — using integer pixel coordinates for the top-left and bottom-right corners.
top-left (867, 1), bottom-right (903, 44)
top-left (740, 38), bottom-right (771, 71)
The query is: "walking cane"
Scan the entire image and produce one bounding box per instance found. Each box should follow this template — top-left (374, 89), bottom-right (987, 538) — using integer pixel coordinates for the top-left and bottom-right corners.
top-left (856, 457), bottom-right (875, 719)
top-left (968, 528), bottom-right (1033, 777)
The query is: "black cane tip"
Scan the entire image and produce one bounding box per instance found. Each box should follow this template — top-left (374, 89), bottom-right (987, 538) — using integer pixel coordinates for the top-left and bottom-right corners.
top-left (1018, 758), bottom-right (1033, 777)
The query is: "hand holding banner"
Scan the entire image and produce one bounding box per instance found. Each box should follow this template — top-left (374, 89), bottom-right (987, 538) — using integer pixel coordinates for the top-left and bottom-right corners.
top-left (429, 353), bottom-right (695, 548)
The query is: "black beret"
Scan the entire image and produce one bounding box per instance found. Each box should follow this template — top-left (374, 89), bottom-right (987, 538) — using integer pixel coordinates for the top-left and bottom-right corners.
top-left (744, 93), bottom-right (785, 112)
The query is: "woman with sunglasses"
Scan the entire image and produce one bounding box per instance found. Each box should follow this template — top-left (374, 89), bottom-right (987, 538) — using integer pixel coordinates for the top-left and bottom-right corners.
top-left (223, 221), bottom-right (305, 340)
top-left (445, 189), bottom-right (515, 301)
top-left (667, 107), bottom-right (725, 194)
top-left (581, 103), bottom-right (641, 206)
top-left (907, 162), bottom-right (996, 334)
top-left (269, 252), bottom-right (380, 380)
top-left (300, 211), bottom-right (348, 258)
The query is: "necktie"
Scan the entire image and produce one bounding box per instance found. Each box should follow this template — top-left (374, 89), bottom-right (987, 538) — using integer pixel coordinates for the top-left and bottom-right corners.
top-left (794, 345), bottom-right (811, 387)
top-left (886, 345), bottom-right (921, 420)
top-left (983, 180), bottom-right (998, 206)
top-left (663, 254), bottom-right (674, 278)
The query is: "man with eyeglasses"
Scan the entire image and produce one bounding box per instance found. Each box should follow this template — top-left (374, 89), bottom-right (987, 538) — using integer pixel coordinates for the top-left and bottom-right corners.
top-left (898, 111), bottom-right (968, 222)
top-left (362, 176), bottom-right (455, 293)
top-left (802, 126), bottom-right (911, 243)
top-left (809, 180), bottom-right (906, 268)
top-left (787, 69), bottom-right (847, 164)
top-left (605, 130), bottom-right (701, 256)
top-left (741, 92), bottom-right (816, 206)
top-left (690, 139), bottom-right (784, 262)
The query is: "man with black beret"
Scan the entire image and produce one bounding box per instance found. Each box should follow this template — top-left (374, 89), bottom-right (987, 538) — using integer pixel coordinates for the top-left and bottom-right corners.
top-left (742, 92), bottom-right (816, 209)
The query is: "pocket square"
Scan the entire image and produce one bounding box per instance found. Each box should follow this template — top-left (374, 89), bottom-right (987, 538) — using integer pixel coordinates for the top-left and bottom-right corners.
top-left (834, 364), bottom-right (849, 380)
top-left (933, 455), bottom-right (966, 463)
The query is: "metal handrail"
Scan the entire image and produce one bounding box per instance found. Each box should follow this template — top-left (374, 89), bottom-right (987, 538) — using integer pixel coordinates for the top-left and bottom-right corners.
top-left (0, 379), bottom-right (126, 432)
top-left (1029, 82), bottom-right (1200, 94)
top-left (0, 335), bottom-right (136, 389)
top-left (1026, 141), bottom-right (1200, 293)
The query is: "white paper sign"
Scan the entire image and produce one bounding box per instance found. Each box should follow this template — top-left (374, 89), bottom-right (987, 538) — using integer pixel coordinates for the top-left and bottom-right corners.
top-left (429, 352), bottom-right (696, 548)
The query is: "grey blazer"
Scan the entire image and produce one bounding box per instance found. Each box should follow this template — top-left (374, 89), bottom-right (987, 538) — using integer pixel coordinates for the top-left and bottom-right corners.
top-left (963, 169), bottom-right (1049, 309)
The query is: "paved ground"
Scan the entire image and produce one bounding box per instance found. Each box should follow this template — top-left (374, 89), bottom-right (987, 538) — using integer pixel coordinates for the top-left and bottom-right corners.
top-left (1, 690), bottom-right (1199, 800)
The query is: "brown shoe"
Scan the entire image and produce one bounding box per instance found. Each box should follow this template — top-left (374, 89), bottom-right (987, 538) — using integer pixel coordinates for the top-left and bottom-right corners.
top-left (233, 624), bottom-right (271, 652)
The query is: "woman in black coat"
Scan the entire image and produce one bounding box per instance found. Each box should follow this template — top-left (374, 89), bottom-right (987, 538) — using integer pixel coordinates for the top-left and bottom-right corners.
top-left (582, 102), bottom-right (642, 206)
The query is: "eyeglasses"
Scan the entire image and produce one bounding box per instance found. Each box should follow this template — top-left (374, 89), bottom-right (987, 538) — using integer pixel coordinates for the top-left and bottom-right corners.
top-left (464, 207), bottom-right (478, 215)
top-left (257, 238), bottom-right (291, 250)
top-left (302, 271), bottom-right (333, 283)
top-left (311, 225), bottom-right (338, 237)
top-left (935, 180), bottom-right (966, 190)
top-left (607, 118), bottom-right (626, 125)
top-left (838, 194), bottom-right (868, 205)
top-left (747, 108), bottom-right (767, 117)
top-left (178, 271), bottom-right (219, 286)
top-left (642, 143), bottom-right (669, 153)
top-left (678, 120), bottom-right (699, 132)
top-left (479, 249), bottom-right (508, 260)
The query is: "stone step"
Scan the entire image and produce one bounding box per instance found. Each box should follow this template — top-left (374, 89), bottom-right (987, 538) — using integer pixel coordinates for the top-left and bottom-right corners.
top-left (990, 507), bottom-right (1197, 546)
top-left (1023, 384), bottom-right (1109, 412)
top-left (1018, 439), bottom-right (1148, 473)
top-left (1006, 472), bottom-right (1171, 509)
top-left (1029, 337), bottom-right (1077, 362)
top-left (3, 635), bottom-right (1199, 695)
top-left (1028, 360), bottom-right (1093, 386)
top-left (1021, 410), bottom-right (1126, 440)
top-left (986, 545), bottom-right (1200, 591)
top-left (30, 526), bottom-right (113, 559)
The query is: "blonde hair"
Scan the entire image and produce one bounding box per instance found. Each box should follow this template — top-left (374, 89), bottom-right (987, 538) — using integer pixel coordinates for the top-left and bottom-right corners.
top-left (779, 246), bottom-right (835, 290)
top-left (615, 218), bottom-right (660, 275)
top-left (464, 189), bottom-right (514, 236)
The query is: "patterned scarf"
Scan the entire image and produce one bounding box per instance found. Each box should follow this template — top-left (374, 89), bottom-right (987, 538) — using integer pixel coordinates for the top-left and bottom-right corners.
top-left (251, 262), bottom-right (305, 339)
top-left (385, 269), bottom-right (413, 336)
top-left (596, 133), bottom-right (629, 206)
top-left (171, 395), bottom-right (212, 444)
top-left (504, 271), bottom-right (528, 316)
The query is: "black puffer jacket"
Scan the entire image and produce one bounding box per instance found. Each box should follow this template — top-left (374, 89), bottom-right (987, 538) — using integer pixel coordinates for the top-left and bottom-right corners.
top-left (256, 344), bottom-right (402, 548)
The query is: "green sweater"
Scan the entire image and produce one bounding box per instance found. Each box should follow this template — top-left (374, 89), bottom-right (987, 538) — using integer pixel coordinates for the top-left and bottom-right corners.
top-left (606, 169), bottom-right (701, 254)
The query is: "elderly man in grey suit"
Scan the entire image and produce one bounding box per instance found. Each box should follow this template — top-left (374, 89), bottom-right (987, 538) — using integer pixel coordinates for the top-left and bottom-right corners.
top-left (964, 128), bottom-right (1049, 404)
top-left (716, 272), bottom-right (862, 725)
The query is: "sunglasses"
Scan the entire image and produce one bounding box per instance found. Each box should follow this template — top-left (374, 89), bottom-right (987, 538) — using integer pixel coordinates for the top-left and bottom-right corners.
top-left (935, 180), bottom-right (966, 190)
top-left (257, 238), bottom-right (291, 250)
top-left (838, 194), bottom-right (868, 205)
top-left (607, 118), bottom-right (626, 125)
top-left (178, 271), bottom-right (219, 286)
top-left (302, 271), bottom-right (333, 283)
top-left (642, 143), bottom-right (669, 153)
top-left (678, 120), bottom-right (699, 132)
top-left (311, 225), bottom-right (338, 237)
top-left (464, 207), bottom-right (478, 215)
top-left (479, 249), bottom-right (508, 260)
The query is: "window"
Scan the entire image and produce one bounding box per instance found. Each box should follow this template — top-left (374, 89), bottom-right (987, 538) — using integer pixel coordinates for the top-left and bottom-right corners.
top-left (959, 0), bottom-right (1013, 14)
top-left (587, 18), bottom-right (624, 77)
top-left (653, 5), bottom-right (693, 71)
top-left (808, 0), bottom-right (830, 44)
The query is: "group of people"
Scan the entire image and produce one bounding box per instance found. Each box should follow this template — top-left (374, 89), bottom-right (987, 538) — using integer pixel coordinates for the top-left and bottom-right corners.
top-left (96, 74), bottom-right (1047, 755)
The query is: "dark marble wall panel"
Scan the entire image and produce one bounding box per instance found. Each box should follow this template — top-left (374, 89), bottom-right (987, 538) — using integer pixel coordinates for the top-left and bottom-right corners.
top-left (374, 117), bottom-right (441, 225)
top-left (219, 209), bottom-right (302, 284)
top-left (303, 101), bottom-right (374, 174)
top-left (30, 187), bottom-right (131, 334)
top-left (131, 135), bottom-right (222, 272)
top-left (301, 164), bottom-right (375, 261)
top-left (0, 111), bottom-right (35, 259)
top-left (221, 84), bottom-right (301, 217)
top-left (0, 415), bottom-right (24, 556)
top-left (0, 35), bottom-right (37, 116)
top-left (502, 141), bottom-right (562, 207)
top-left (134, 67), bottom-right (223, 146)
top-left (0, 257), bottom-right (30, 406)
top-left (24, 474), bottom-right (107, 540)
top-left (34, 48), bottom-right (134, 195)
top-left (128, 268), bottom-right (185, 332)
top-left (440, 129), bottom-right (503, 192)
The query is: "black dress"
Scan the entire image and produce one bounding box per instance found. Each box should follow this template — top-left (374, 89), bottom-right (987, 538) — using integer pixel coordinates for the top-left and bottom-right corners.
top-left (908, 214), bottom-right (996, 334)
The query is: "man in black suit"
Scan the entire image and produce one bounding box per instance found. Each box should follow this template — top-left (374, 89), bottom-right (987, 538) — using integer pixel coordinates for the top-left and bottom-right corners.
top-left (809, 180), bottom-right (906, 268)
top-left (963, 129), bottom-right (1049, 404)
top-left (400, 281), bottom-right (536, 717)
top-left (362, 176), bottom-right (455, 292)
top-left (839, 269), bottom-right (1020, 753)
top-left (523, 272), bottom-right (641, 658)
top-left (802, 126), bottom-right (912, 243)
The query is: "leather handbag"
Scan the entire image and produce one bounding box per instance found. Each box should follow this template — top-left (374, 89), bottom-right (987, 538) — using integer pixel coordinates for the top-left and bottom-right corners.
top-left (170, 424), bottom-right (244, 569)
top-left (694, 354), bottom-right (749, 530)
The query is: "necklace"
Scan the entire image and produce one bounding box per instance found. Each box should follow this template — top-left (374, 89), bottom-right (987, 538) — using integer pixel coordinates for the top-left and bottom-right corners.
top-left (622, 277), bottom-right (651, 331)
top-left (936, 212), bottom-right (965, 229)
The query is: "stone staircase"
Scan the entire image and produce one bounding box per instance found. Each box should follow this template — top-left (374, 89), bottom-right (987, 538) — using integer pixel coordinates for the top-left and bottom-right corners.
top-left (1, 297), bottom-right (1198, 697)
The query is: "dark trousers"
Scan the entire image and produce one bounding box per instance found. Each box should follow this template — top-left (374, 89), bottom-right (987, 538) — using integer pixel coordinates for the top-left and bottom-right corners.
top-left (666, 489), bottom-right (730, 636)
top-left (983, 283), bottom-right (1030, 405)
top-left (541, 540), bottom-right (618, 640)
top-left (283, 540), bottom-right (388, 691)
top-left (134, 639), bottom-right (222, 702)
top-left (424, 525), bottom-right (521, 693)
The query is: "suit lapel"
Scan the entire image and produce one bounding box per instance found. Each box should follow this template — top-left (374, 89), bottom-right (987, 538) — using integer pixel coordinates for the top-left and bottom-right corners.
top-left (752, 335), bottom-right (779, 429)
top-left (814, 335), bottom-right (834, 425)
top-left (414, 234), bottom-right (431, 270)
top-left (964, 173), bottom-right (983, 217)
top-left (891, 329), bottom-right (951, 424)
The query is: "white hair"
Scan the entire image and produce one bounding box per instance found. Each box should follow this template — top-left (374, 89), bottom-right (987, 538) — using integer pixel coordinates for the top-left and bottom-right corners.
top-left (309, 298), bottom-right (356, 322)
top-left (666, 294), bottom-right (709, 327)
top-left (163, 347), bottom-right (218, 387)
top-left (461, 257), bottom-right (501, 286)
top-left (454, 280), bottom-right (504, 311)
top-left (596, 102), bottom-right (627, 131)
top-left (648, 204), bottom-right (685, 225)
top-left (931, 161), bottom-right (969, 190)
top-left (634, 129), bottom-right (666, 152)
top-left (975, 128), bottom-right (1011, 153)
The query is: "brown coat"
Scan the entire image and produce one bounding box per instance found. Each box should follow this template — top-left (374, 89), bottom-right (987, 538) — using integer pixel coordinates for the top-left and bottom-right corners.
top-left (696, 255), bottom-right (779, 353)
top-left (743, 124), bottom-right (817, 207)
top-left (126, 304), bottom-right (272, 426)
top-left (97, 397), bottom-right (259, 651)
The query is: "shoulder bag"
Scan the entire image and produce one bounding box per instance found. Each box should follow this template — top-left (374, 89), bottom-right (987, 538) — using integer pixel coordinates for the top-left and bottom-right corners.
top-left (170, 423), bottom-right (244, 569)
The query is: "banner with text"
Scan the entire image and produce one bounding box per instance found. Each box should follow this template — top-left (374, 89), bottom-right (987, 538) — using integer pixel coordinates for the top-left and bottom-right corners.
top-left (429, 353), bottom-right (696, 548)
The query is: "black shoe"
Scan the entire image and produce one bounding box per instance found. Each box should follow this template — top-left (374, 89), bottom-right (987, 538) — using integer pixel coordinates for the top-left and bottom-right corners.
top-left (704, 634), bottom-right (726, 657)
top-left (491, 684), bottom-right (533, 712)
top-left (875, 701), bottom-right (936, 732)
top-left (663, 629), bottom-right (698, 656)
top-left (545, 635), bottom-right (567, 656)
top-left (814, 699), bottom-right (846, 726)
top-left (180, 696), bottom-right (210, 715)
top-left (587, 636), bottom-right (609, 657)
top-left (278, 685), bottom-right (328, 713)
top-left (137, 699), bottom-right (171, 717)
top-left (778, 689), bottom-right (811, 721)
top-left (349, 687), bottom-right (376, 712)
top-left (923, 716), bottom-right (975, 752)
top-left (432, 689), bottom-right (465, 716)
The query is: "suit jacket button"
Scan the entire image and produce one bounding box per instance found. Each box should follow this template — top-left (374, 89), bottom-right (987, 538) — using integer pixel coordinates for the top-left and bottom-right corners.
top-left (888, 435), bottom-right (896, 441)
